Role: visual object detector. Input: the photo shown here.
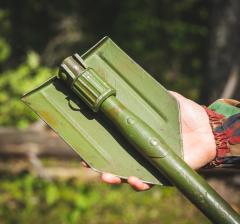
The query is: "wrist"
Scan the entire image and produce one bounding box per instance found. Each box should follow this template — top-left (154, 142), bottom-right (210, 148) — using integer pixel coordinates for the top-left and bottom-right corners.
top-left (203, 106), bottom-right (229, 168)
top-left (205, 132), bottom-right (217, 165)
top-left (201, 108), bottom-right (217, 166)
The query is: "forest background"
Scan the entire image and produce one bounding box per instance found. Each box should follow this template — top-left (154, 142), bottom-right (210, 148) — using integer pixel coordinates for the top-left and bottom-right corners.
top-left (0, 1), bottom-right (239, 223)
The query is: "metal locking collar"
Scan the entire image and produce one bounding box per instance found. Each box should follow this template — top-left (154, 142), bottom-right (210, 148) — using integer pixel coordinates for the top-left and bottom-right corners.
top-left (58, 53), bottom-right (116, 112)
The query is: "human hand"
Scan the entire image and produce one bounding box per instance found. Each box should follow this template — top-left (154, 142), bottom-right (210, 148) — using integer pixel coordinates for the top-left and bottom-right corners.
top-left (82, 91), bottom-right (216, 190)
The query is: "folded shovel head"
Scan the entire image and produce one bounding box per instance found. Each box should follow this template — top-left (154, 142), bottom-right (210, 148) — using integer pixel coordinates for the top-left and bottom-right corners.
top-left (22, 37), bottom-right (183, 185)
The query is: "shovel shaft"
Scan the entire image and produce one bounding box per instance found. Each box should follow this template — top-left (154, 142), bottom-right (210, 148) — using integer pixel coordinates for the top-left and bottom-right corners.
top-left (59, 54), bottom-right (240, 224)
top-left (100, 96), bottom-right (240, 224)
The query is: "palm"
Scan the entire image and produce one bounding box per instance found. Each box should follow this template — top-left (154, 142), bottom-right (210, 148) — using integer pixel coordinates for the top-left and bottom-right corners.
top-left (170, 92), bottom-right (216, 170)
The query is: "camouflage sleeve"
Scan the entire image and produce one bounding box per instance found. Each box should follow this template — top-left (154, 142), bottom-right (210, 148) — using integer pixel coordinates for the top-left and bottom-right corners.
top-left (204, 99), bottom-right (240, 168)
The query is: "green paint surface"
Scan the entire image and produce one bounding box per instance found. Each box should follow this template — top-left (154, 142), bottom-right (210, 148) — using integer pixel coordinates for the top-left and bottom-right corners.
top-left (22, 37), bottom-right (182, 185)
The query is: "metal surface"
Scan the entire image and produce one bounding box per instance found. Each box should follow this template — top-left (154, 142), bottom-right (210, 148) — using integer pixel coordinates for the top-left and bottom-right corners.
top-left (59, 52), bottom-right (240, 224)
top-left (22, 37), bottom-right (182, 185)
top-left (59, 54), bottom-right (116, 112)
top-left (100, 96), bottom-right (240, 224)
top-left (22, 37), bottom-right (240, 223)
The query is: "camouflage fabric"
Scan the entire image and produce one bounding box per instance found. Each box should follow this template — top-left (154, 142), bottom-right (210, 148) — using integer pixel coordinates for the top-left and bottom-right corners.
top-left (205, 99), bottom-right (240, 168)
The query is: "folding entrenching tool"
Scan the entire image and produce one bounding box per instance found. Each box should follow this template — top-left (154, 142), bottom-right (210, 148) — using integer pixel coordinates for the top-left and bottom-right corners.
top-left (22, 37), bottom-right (240, 224)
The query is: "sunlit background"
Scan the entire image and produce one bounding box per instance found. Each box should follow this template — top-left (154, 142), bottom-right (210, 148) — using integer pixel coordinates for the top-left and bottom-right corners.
top-left (0, 0), bottom-right (239, 223)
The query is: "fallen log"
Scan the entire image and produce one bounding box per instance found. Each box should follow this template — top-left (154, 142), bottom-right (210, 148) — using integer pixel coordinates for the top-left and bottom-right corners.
top-left (0, 127), bottom-right (78, 159)
top-left (0, 126), bottom-right (239, 210)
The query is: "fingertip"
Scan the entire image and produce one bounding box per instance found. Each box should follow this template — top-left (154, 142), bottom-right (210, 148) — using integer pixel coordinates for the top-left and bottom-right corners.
top-left (101, 173), bottom-right (122, 185)
top-left (128, 176), bottom-right (151, 191)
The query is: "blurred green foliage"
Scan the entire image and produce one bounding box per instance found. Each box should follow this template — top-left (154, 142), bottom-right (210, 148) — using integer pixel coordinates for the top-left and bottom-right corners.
top-left (0, 2), bottom-right (233, 224)
top-left (0, 49), bottom-right (54, 127)
top-left (0, 9), bottom-right (54, 127)
top-left (0, 0), bottom-right (210, 127)
top-left (0, 174), bottom-right (210, 224)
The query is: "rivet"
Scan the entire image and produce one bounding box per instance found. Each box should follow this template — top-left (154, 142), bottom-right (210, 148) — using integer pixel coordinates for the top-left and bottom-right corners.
top-left (127, 117), bottom-right (135, 124)
top-left (150, 138), bottom-right (158, 146)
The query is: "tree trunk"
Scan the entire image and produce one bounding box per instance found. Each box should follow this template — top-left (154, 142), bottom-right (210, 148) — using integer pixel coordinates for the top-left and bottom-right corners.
top-left (201, 0), bottom-right (240, 103)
